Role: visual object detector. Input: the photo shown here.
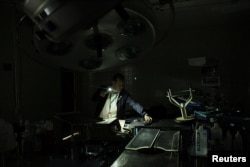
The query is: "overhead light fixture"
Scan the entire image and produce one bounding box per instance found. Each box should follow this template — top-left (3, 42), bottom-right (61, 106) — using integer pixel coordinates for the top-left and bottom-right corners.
top-left (47, 41), bottom-right (72, 55)
top-left (146, 0), bottom-right (172, 11)
top-left (116, 46), bottom-right (140, 61)
top-left (117, 18), bottom-right (146, 36)
top-left (85, 33), bottom-right (113, 51)
top-left (23, 0), bottom-right (122, 41)
top-left (23, 0), bottom-right (158, 71)
top-left (79, 57), bottom-right (102, 70)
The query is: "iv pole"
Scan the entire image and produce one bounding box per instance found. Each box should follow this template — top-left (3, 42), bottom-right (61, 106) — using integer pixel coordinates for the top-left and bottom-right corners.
top-left (13, 8), bottom-right (28, 165)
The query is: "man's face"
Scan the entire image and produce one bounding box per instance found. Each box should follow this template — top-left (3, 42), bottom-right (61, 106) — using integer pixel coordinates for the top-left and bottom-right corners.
top-left (112, 79), bottom-right (124, 92)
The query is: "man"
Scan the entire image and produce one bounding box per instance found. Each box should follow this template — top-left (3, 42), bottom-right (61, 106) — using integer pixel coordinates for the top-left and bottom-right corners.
top-left (92, 73), bottom-right (152, 122)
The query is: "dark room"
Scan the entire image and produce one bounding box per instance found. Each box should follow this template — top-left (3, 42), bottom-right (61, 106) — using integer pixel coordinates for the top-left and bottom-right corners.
top-left (0, 0), bottom-right (250, 166)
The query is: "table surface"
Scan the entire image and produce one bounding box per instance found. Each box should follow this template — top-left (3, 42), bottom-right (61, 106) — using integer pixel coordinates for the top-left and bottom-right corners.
top-left (127, 118), bottom-right (192, 131)
top-left (111, 149), bottom-right (180, 167)
top-left (111, 119), bottom-right (195, 167)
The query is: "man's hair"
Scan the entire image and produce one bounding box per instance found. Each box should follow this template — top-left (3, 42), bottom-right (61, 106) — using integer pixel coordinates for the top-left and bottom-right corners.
top-left (112, 73), bottom-right (125, 81)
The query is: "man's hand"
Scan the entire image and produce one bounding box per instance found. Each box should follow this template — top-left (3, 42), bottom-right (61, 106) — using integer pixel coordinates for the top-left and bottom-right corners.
top-left (144, 114), bottom-right (152, 122)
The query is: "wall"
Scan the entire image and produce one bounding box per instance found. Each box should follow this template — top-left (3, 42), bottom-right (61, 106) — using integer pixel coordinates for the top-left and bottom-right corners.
top-left (0, 2), bottom-right (16, 122)
top-left (0, 3), bottom-right (62, 124)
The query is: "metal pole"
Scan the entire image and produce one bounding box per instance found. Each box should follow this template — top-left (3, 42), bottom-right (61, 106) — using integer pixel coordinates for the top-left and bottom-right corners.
top-left (14, 13), bottom-right (26, 124)
top-left (13, 10), bottom-right (27, 166)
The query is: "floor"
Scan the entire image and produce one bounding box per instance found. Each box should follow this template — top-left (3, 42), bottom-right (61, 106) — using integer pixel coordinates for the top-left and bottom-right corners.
top-left (2, 139), bottom-right (124, 167)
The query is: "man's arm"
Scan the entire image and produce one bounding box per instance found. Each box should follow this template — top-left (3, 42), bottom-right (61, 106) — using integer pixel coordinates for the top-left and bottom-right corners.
top-left (126, 96), bottom-right (145, 115)
top-left (126, 95), bottom-right (152, 122)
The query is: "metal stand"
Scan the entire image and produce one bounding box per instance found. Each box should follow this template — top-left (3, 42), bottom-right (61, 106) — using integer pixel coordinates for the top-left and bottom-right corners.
top-left (166, 88), bottom-right (195, 123)
top-left (54, 112), bottom-right (96, 160)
